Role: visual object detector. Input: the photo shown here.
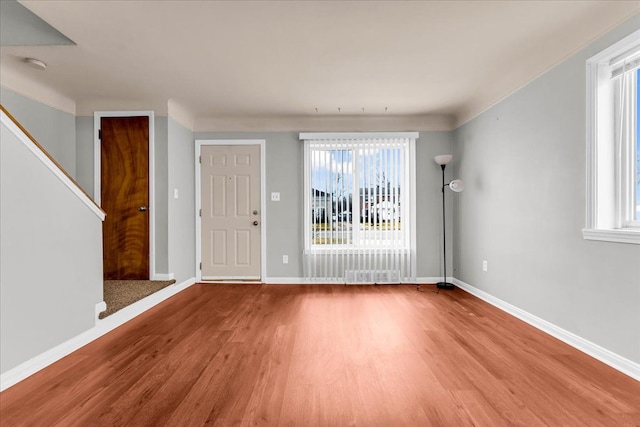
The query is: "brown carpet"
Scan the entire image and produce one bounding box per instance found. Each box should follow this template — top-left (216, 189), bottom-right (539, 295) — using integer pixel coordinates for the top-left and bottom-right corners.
top-left (99, 279), bottom-right (176, 319)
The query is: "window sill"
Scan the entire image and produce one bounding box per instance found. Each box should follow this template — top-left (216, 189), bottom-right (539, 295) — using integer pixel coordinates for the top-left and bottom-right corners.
top-left (582, 228), bottom-right (640, 245)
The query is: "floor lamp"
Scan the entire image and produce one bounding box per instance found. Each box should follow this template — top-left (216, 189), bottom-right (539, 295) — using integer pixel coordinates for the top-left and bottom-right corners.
top-left (434, 155), bottom-right (464, 290)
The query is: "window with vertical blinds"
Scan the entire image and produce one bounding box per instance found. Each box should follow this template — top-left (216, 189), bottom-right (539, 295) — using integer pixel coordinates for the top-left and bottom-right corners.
top-left (300, 132), bottom-right (417, 283)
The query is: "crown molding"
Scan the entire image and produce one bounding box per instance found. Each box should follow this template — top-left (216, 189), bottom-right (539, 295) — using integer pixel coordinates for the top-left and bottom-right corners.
top-left (194, 114), bottom-right (455, 133)
top-left (0, 66), bottom-right (75, 115)
top-left (167, 99), bottom-right (195, 131)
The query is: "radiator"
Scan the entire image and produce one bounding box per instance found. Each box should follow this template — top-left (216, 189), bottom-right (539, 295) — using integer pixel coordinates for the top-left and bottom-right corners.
top-left (345, 270), bottom-right (401, 284)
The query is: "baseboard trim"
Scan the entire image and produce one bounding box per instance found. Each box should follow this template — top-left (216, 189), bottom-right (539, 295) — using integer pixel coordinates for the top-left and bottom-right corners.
top-left (151, 273), bottom-right (175, 281)
top-left (264, 277), bottom-right (440, 285)
top-left (451, 278), bottom-right (640, 382)
top-left (264, 277), bottom-right (305, 284)
top-left (94, 301), bottom-right (107, 321)
top-left (0, 277), bottom-right (196, 391)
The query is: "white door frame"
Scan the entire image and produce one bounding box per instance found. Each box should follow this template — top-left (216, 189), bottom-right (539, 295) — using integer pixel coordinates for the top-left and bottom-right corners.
top-left (94, 111), bottom-right (156, 279)
top-left (195, 139), bottom-right (267, 282)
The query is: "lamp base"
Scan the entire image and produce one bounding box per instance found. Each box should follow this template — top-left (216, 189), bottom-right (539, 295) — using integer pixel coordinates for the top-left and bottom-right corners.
top-left (436, 281), bottom-right (455, 290)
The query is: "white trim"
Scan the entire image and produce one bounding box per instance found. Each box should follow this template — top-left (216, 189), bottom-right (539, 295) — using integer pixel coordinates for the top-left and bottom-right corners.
top-left (195, 115), bottom-right (453, 133)
top-left (167, 99), bottom-right (195, 131)
top-left (202, 276), bottom-right (260, 281)
top-left (582, 228), bottom-right (640, 244)
top-left (94, 111), bottom-right (156, 277)
top-left (151, 273), bottom-right (175, 281)
top-left (264, 279), bottom-right (440, 285)
top-left (195, 143), bottom-right (201, 280)
top-left (0, 277), bottom-right (197, 392)
top-left (200, 280), bottom-right (262, 285)
top-left (299, 131), bottom-right (419, 141)
top-left (195, 139), bottom-right (267, 282)
top-left (1, 110), bottom-right (105, 220)
top-left (264, 277), bottom-right (306, 284)
top-left (409, 138), bottom-right (417, 279)
top-left (452, 278), bottom-right (640, 382)
top-left (94, 301), bottom-right (107, 322)
top-left (585, 29), bottom-right (640, 242)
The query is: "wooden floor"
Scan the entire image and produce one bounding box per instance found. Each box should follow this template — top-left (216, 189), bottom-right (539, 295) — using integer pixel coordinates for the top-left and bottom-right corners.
top-left (1, 284), bottom-right (639, 426)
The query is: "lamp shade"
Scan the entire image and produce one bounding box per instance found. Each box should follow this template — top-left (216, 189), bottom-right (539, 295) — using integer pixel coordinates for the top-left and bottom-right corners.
top-left (449, 179), bottom-right (464, 192)
top-left (434, 154), bottom-right (453, 166)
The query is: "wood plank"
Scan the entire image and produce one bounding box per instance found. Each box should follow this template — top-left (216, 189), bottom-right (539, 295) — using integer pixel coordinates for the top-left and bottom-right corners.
top-left (1, 285), bottom-right (638, 427)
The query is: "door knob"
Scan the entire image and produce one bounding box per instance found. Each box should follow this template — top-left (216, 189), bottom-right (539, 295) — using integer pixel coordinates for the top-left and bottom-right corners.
top-left (253, 220), bottom-right (259, 226)
top-left (138, 206), bottom-right (148, 212)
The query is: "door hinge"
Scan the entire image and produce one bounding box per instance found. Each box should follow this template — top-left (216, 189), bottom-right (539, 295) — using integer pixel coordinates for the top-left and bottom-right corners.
top-left (98, 129), bottom-right (102, 140)
top-left (199, 262), bottom-right (202, 270)
top-left (199, 155), bottom-right (201, 164)
top-left (199, 209), bottom-right (202, 217)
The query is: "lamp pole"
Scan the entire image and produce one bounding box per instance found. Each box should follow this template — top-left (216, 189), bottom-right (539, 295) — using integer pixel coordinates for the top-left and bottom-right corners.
top-left (437, 163), bottom-right (454, 290)
top-left (431, 154), bottom-right (461, 290)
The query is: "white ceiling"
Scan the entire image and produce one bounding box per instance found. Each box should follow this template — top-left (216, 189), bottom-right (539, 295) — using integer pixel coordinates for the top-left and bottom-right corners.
top-left (1, 1), bottom-right (639, 130)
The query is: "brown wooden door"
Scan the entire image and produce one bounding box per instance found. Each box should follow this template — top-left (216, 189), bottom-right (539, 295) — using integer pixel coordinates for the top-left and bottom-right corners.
top-left (101, 116), bottom-right (149, 280)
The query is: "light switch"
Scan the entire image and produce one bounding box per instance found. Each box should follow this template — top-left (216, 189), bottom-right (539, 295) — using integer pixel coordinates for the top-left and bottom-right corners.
top-left (271, 192), bottom-right (280, 201)
top-left (174, 188), bottom-right (179, 199)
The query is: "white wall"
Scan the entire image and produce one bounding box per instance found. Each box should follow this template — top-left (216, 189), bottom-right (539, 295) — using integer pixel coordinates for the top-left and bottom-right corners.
top-left (453, 15), bottom-right (640, 364)
top-left (0, 120), bottom-right (103, 374)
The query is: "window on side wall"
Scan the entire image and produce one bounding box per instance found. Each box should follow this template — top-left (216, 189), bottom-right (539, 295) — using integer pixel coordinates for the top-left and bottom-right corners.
top-left (584, 29), bottom-right (640, 244)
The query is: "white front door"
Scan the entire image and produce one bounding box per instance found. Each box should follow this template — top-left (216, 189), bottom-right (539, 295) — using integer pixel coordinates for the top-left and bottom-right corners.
top-left (201, 145), bottom-right (261, 280)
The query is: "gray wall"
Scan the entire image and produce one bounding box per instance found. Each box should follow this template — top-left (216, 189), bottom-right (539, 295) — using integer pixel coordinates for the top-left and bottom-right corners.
top-left (168, 118), bottom-right (195, 282)
top-left (74, 115), bottom-right (171, 278)
top-left (415, 131), bottom-right (455, 278)
top-left (75, 116), bottom-right (94, 198)
top-left (453, 15), bottom-right (640, 364)
top-left (195, 132), bottom-right (304, 278)
top-left (154, 117), bottom-right (169, 275)
top-left (194, 131), bottom-right (453, 279)
top-left (0, 87), bottom-right (76, 177)
top-left (1, 121), bottom-right (103, 374)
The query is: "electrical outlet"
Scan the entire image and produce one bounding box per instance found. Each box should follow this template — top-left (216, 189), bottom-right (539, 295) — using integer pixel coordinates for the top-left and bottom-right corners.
top-left (482, 260), bottom-right (488, 272)
top-left (282, 255), bottom-right (289, 264)
top-left (271, 192), bottom-right (280, 202)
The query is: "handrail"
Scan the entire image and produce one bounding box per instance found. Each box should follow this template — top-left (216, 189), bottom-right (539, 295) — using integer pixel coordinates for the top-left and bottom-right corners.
top-left (0, 104), bottom-right (106, 220)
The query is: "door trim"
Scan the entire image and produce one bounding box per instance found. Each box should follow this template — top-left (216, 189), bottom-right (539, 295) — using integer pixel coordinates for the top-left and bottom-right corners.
top-left (195, 139), bottom-right (266, 282)
top-left (94, 111), bottom-right (156, 279)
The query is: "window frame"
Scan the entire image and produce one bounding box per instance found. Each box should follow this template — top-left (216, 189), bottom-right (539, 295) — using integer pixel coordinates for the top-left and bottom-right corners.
top-left (584, 29), bottom-right (640, 244)
top-left (300, 132), bottom-right (418, 254)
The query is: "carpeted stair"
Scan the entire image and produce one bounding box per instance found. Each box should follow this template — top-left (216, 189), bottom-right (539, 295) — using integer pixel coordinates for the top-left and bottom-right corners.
top-left (99, 279), bottom-right (176, 319)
